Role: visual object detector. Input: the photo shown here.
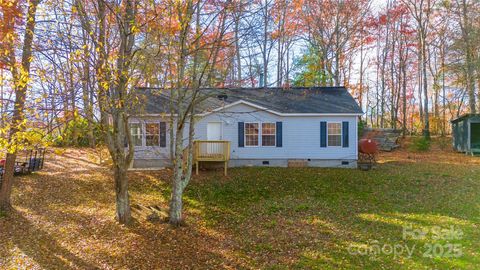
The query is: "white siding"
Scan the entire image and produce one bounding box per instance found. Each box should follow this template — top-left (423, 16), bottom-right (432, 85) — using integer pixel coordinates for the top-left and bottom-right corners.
top-left (130, 103), bottom-right (359, 162)
top-left (129, 116), bottom-right (172, 160)
top-left (196, 103), bottom-right (358, 160)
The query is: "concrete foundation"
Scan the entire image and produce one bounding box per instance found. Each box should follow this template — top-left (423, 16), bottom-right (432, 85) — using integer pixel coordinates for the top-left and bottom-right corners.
top-left (132, 158), bottom-right (357, 169)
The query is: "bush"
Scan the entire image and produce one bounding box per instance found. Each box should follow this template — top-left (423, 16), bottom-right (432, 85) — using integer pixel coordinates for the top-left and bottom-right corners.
top-left (410, 137), bottom-right (431, 152)
top-left (358, 119), bottom-right (367, 137)
top-left (53, 116), bottom-right (101, 147)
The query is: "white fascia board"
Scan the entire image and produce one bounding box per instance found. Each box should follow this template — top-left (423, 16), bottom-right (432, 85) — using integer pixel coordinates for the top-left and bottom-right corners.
top-left (199, 100), bottom-right (363, 117)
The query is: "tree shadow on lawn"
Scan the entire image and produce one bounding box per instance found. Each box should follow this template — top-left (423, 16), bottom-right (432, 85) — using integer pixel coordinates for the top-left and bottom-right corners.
top-left (0, 209), bottom-right (98, 269)
top-left (5, 168), bottom-right (248, 269)
top-left (292, 212), bottom-right (479, 270)
top-left (13, 169), bottom-right (115, 215)
top-left (123, 220), bottom-right (249, 269)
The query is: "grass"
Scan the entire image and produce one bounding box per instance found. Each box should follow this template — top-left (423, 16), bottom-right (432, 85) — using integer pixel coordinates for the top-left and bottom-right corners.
top-left (1, 138), bottom-right (480, 269)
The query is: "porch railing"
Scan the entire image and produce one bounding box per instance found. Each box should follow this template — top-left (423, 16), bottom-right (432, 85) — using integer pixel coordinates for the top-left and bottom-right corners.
top-left (193, 140), bottom-right (230, 175)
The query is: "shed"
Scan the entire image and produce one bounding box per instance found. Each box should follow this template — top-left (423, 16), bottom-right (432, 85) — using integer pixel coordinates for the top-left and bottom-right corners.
top-left (451, 114), bottom-right (480, 154)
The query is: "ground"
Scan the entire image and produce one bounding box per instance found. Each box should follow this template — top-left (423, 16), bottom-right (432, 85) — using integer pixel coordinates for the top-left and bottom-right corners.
top-left (0, 138), bottom-right (479, 269)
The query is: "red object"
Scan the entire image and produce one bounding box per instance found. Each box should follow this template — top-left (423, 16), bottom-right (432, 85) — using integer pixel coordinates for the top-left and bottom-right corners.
top-left (359, 139), bottom-right (378, 154)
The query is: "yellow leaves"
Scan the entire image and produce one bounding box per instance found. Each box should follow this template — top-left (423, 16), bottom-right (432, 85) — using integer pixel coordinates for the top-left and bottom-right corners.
top-left (1, 128), bottom-right (49, 154)
top-left (16, 66), bottom-right (31, 89)
top-left (131, 25), bottom-right (139, 34)
top-left (54, 148), bottom-right (66, 155)
top-left (100, 81), bottom-right (109, 91)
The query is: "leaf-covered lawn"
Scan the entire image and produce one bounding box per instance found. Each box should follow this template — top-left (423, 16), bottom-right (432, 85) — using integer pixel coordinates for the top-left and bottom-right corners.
top-left (1, 140), bottom-right (479, 269)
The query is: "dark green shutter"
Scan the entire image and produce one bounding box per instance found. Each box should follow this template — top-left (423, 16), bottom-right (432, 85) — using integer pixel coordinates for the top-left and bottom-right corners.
top-left (238, 122), bottom-right (244, 147)
top-left (320, 121), bottom-right (327, 147)
top-left (342, 121), bottom-right (349, 148)
top-left (276, 122), bottom-right (282, 147)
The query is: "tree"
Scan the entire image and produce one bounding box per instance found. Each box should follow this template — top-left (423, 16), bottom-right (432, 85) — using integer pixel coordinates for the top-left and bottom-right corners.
top-left (457, 0), bottom-right (477, 114)
top-left (301, 0), bottom-right (371, 87)
top-left (75, 0), bottom-right (140, 224)
top-left (0, 0), bottom-right (41, 212)
top-left (403, 0), bottom-right (435, 139)
top-left (144, 0), bottom-right (233, 225)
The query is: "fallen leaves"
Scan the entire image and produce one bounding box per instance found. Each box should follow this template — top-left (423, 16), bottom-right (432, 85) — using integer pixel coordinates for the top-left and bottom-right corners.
top-left (0, 142), bottom-right (479, 269)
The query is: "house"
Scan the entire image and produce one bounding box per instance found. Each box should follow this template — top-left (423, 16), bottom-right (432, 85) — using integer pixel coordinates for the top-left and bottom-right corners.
top-left (128, 87), bottom-right (363, 169)
top-left (451, 114), bottom-right (480, 155)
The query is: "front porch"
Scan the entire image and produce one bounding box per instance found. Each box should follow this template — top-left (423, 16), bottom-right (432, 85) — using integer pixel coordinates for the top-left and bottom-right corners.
top-left (192, 140), bottom-right (231, 176)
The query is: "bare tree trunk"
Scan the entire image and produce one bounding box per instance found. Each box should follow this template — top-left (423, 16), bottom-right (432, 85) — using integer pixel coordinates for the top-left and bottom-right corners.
top-left (402, 48), bottom-right (408, 137)
top-left (422, 34), bottom-right (430, 139)
top-left (75, 0), bottom-right (137, 224)
top-left (418, 49), bottom-right (423, 126)
top-left (262, 0), bottom-right (268, 88)
top-left (81, 28), bottom-right (95, 147)
top-left (0, 0), bottom-right (40, 212)
top-left (234, 12), bottom-right (242, 86)
top-left (169, 123), bottom-right (186, 225)
top-left (461, 0), bottom-right (476, 114)
top-left (113, 159), bottom-right (130, 223)
top-left (390, 23), bottom-right (397, 129)
top-left (169, 0), bottom-right (192, 226)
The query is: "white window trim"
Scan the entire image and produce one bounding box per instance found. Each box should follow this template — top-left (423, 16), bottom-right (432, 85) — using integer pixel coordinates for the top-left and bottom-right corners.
top-left (327, 122), bottom-right (343, 147)
top-left (243, 122), bottom-right (277, 147)
top-left (129, 122), bottom-right (143, 148)
top-left (261, 122), bottom-right (276, 147)
top-left (244, 122), bottom-right (260, 147)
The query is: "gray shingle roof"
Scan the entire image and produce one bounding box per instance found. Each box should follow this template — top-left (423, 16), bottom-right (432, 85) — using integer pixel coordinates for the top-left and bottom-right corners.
top-left (135, 87), bottom-right (363, 115)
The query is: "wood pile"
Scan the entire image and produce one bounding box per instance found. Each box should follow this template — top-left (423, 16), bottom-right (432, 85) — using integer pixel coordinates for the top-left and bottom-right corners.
top-left (362, 128), bottom-right (402, 152)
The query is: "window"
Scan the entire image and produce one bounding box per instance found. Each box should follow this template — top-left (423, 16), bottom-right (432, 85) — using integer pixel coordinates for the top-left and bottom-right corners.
top-left (245, 123), bottom-right (259, 146)
top-left (145, 123), bottom-right (160, 146)
top-left (262, 123), bottom-right (276, 146)
top-left (328, 123), bottom-right (342, 146)
top-left (129, 123), bottom-right (142, 147)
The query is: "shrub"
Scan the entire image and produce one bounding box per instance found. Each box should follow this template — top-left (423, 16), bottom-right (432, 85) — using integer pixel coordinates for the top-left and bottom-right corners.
top-left (53, 116), bottom-right (101, 147)
top-left (358, 119), bottom-right (367, 137)
top-left (410, 137), bottom-right (431, 152)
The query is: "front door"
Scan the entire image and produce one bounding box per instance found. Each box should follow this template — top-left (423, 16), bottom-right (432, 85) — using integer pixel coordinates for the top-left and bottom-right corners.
top-left (207, 122), bottom-right (222, 140)
top-left (207, 122), bottom-right (222, 155)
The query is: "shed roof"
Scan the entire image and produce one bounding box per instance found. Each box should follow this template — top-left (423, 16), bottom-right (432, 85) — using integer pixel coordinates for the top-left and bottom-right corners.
top-left (451, 114), bottom-right (480, 123)
top-left (135, 87), bottom-right (363, 115)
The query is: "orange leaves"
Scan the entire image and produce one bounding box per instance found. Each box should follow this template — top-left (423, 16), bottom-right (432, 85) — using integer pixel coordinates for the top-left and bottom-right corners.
top-left (0, 0), bottom-right (24, 66)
